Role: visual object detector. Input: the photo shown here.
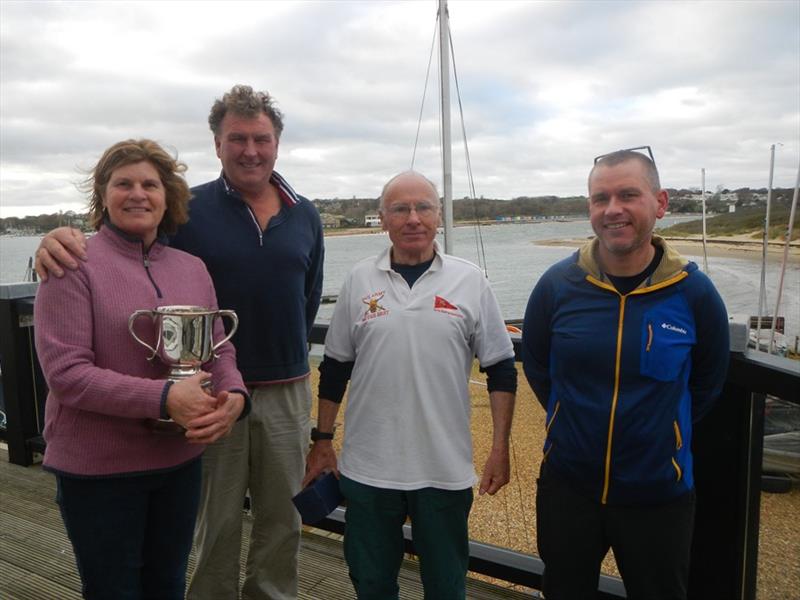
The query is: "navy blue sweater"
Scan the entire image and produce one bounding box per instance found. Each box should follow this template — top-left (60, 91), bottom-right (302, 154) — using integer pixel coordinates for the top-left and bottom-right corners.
top-left (171, 173), bottom-right (324, 383)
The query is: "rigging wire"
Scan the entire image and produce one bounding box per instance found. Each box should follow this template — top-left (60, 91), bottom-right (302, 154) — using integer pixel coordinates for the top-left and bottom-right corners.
top-left (448, 27), bottom-right (489, 277)
top-left (450, 18), bottom-right (533, 546)
top-left (411, 5), bottom-right (490, 279)
top-left (446, 22), bottom-right (531, 547)
top-left (509, 431), bottom-right (534, 549)
top-left (411, 17), bottom-right (439, 171)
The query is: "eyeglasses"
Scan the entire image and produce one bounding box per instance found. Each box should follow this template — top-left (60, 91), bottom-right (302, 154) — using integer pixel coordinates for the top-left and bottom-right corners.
top-left (594, 145), bottom-right (656, 168)
top-left (383, 201), bottom-right (438, 219)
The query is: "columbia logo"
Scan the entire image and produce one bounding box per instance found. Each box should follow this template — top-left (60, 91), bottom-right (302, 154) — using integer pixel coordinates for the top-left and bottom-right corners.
top-left (661, 322), bottom-right (687, 335)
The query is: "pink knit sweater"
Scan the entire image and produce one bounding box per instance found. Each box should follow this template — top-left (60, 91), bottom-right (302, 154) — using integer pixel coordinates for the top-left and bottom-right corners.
top-left (34, 225), bottom-right (245, 476)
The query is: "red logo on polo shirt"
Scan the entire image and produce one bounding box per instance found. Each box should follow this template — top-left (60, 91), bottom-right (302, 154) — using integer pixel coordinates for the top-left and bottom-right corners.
top-left (434, 295), bottom-right (458, 310)
top-left (434, 295), bottom-right (463, 318)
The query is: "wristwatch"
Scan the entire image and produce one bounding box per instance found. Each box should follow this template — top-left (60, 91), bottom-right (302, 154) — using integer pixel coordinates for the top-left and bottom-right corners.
top-left (311, 427), bottom-right (334, 442)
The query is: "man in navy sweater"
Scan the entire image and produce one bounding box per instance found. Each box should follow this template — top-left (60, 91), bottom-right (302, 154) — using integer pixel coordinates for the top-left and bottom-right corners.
top-left (36, 85), bottom-right (324, 600)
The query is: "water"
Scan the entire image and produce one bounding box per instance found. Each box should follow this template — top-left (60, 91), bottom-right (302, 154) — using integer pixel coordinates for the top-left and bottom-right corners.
top-left (2, 218), bottom-right (798, 342)
top-left (0, 236), bottom-right (40, 284)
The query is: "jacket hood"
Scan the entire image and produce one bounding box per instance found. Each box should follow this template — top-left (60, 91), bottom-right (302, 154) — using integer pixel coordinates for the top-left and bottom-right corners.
top-left (577, 235), bottom-right (694, 288)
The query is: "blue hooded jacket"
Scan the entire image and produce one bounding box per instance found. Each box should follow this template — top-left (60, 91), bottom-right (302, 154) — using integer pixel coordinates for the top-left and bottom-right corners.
top-left (522, 237), bottom-right (728, 506)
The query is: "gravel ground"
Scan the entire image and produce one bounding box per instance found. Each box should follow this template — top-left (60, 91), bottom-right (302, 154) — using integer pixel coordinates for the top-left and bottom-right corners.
top-left (308, 364), bottom-right (799, 598)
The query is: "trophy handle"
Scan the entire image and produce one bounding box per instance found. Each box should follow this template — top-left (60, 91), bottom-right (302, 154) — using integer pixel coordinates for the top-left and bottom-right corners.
top-left (211, 310), bottom-right (239, 358)
top-left (128, 310), bottom-right (158, 360)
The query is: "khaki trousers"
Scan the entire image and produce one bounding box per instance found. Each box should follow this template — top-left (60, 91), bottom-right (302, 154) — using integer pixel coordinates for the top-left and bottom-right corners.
top-left (187, 378), bottom-right (312, 600)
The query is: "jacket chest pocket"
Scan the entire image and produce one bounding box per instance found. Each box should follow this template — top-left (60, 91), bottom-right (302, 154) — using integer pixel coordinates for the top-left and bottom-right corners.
top-left (640, 309), bottom-right (695, 382)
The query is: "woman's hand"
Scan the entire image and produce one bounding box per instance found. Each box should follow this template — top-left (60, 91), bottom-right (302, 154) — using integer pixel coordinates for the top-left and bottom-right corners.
top-left (184, 390), bottom-right (245, 444)
top-left (165, 371), bottom-right (217, 428)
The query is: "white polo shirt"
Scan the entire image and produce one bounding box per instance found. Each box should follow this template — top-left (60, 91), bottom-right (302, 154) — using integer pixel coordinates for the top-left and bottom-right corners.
top-left (324, 241), bottom-right (514, 491)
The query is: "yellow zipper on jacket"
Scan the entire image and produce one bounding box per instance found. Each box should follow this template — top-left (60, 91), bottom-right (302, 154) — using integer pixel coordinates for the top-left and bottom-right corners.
top-left (671, 458), bottom-right (683, 481)
top-left (673, 420), bottom-right (683, 450)
top-left (585, 270), bottom-right (689, 504)
top-left (542, 401), bottom-right (560, 464)
top-left (545, 401), bottom-right (560, 435)
top-left (672, 421), bottom-right (684, 481)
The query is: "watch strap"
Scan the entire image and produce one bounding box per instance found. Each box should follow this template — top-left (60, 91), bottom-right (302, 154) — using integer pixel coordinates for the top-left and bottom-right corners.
top-left (311, 427), bottom-right (334, 442)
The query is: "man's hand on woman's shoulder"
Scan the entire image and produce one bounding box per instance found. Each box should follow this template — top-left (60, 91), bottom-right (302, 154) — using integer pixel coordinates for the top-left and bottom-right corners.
top-left (35, 226), bottom-right (88, 281)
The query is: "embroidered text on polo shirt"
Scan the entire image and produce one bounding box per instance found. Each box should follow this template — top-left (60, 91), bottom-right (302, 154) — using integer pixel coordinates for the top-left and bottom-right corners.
top-left (361, 291), bottom-right (390, 321)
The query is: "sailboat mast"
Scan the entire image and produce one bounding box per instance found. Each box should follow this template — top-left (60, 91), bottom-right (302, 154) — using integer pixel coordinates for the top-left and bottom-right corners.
top-left (756, 143), bottom-right (776, 345)
top-left (768, 157), bottom-right (800, 354)
top-left (439, 0), bottom-right (453, 253)
top-left (701, 168), bottom-right (709, 272)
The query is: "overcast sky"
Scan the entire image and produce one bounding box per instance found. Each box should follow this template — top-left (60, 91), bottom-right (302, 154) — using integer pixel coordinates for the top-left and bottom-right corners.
top-left (1, 0), bottom-right (798, 218)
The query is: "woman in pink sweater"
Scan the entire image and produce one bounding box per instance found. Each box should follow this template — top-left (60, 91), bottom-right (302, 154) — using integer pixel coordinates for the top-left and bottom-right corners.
top-left (34, 139), bottom-right (248, 600)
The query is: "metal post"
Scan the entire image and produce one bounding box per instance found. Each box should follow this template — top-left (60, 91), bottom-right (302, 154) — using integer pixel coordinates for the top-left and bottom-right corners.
top-left (756, 145), bottom-right (776, 347)
top-left (438, 0), bottom-right (454, 254)
top-left (701, 168), bottom-right (709, 272)
top-left (768, 157), bottom-right (800, 353)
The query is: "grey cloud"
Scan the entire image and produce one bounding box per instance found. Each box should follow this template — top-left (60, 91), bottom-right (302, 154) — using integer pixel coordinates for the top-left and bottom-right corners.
top-left (1, 0), bottom-right (798, 217)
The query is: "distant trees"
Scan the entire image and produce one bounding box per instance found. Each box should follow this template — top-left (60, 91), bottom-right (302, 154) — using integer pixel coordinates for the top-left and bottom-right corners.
top-left (453, 196), bottom-right (588, 220)
top-left (311, 198), bottom-right (380, 227)
top-left (0, 212), bottom-right (88, 234)
top-left (668, 197), bottom-right (702, 213)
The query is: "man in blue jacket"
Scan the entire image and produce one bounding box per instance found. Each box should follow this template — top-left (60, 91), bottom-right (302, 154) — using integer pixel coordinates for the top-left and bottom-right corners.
top-left (35, 85), bottom-right (324, 600)
top-left (521, 147), bottom-right (728, 600)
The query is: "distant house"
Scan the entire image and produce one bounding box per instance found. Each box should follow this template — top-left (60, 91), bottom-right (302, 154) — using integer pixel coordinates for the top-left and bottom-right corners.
top-left (364, 214), bottom-right (381, 227)
top-left (320, 213), bottom-right (343, 229)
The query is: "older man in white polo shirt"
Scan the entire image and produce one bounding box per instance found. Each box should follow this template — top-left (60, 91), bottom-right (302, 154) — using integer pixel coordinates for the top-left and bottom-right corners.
top-left (303, 171), bottom-right (516, 600)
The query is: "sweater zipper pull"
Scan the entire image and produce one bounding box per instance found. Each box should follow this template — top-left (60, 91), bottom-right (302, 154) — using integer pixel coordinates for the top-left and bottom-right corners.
top-left (142, 250), bottom-right (163, 298)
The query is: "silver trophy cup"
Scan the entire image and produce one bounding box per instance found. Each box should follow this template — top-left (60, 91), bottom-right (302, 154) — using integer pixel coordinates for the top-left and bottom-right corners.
top-left (128, 305), bottom-right (239, 429)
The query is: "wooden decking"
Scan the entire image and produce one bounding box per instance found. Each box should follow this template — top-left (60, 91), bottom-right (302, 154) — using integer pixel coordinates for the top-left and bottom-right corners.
top-left (0, 448), bottom-right (530, 599)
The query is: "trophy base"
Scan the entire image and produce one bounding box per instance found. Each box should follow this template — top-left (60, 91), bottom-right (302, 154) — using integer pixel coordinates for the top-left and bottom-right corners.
top-left (147, 418), bottom-right (185, 434)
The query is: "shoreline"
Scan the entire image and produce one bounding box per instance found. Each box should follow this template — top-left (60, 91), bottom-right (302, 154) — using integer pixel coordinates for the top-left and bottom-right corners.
top-left (318, 219), bottom-right (571, 237)
top-left (321, 226), bottom-right (800, 261)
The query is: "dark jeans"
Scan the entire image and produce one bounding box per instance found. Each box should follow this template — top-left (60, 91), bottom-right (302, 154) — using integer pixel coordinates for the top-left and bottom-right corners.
top-left (536, 469), bottom-right (695, 600)
top-left (56, 458), bottom-right (202, 600)
top-left (340, 475), bottom-right (473, 600)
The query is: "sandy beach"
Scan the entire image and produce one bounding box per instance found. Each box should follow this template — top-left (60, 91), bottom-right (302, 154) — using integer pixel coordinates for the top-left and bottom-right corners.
top-left (534, 234), bottom-right (800, 261)
top-left (323, 227), bottom-right (386, 237)
top-left (322, 224), bottom-right (800, 260)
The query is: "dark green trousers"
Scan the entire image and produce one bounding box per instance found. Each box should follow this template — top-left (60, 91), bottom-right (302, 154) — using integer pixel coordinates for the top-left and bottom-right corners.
top-left (339, 475), bottom-right (474, 600)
